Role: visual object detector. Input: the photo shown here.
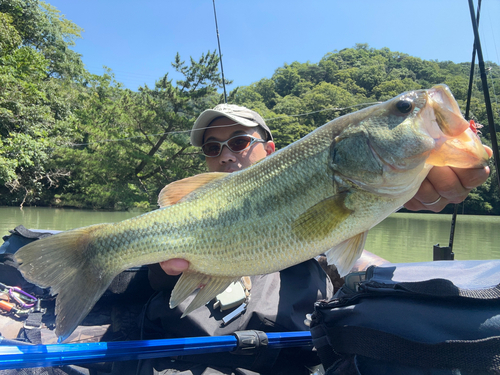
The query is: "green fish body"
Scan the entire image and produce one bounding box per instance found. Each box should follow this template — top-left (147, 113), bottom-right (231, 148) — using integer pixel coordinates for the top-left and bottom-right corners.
top-left (15, 85), bottom-right (490, 341)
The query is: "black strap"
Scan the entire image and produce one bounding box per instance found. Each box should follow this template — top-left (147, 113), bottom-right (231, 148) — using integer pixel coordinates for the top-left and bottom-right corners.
top-left (11, 225), bottom-right (53, 240)
top-left (19, 310), bottom-right (44, 344)
top-left (326, 325), bottom-right (500, 371)
top-left (310, 324), bottom-right (341, 370)
top-left (396, 279), bottom-right (500, 299)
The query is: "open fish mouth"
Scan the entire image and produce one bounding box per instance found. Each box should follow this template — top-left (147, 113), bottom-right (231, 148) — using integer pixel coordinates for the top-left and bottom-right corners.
top-left (425, 85), bottom-right (490, 168)
top-left (428, 85), bottom-right (470, 138)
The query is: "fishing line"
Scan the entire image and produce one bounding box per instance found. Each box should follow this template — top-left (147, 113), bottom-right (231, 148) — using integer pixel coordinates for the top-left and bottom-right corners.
top-left (58, 102), bottom-right (380, 147)
top-left (263, 102), bottom-right (380, 121)
top-left (485, 8), bottom-right (500, 66)
top-left (464, 0), bottom-right (481, 121)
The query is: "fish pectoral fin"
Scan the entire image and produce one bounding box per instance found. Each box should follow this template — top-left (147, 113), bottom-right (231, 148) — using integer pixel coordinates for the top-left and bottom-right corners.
top-left (292, 193), bottom-right (352, 241)
top-left (158, 172), bottom-right (228, 207)
top-left (325, 231), bottom-right (368, 277)
top-left (169, 271), bottom-right (237, 317)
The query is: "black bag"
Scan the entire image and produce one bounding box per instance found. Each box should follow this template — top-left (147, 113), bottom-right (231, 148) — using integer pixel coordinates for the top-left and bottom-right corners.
top-left (310, 260), bottom-right (500, 375)
top-left (138, 259), bottom-right (333, 375)
top-left (1, 226), bottom-right (155, 347)
top-left (1, 225), bottom-right (154, 302)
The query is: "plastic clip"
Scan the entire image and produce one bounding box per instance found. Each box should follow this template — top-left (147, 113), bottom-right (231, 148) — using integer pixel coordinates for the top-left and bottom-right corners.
top-left (222, 302), bottom-right (247, 326)
top-left (213, 280), bottom-right (247, 311)
top-left (232, 330), bottom-right (268, 355)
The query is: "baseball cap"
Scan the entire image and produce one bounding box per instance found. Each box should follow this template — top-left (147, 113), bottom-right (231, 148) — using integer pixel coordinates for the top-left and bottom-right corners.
top-left (190, 103), bottom-right (273, 147)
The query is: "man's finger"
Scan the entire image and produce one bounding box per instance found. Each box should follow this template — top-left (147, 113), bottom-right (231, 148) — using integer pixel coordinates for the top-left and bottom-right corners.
top-left (451, 166), bottom-right (490, 190)
top-left (160, 258), bottom-right (189, 276)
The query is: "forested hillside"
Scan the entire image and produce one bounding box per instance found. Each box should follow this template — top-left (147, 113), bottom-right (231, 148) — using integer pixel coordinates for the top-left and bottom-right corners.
top-left (1, 0), bottom-right (499, 214)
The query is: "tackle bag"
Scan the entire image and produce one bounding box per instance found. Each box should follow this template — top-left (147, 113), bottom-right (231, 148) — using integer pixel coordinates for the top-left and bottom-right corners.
top-left (309, 259), bottom-right (500, 375)
top-left (1, 226), bottom-right (155, 346)
top-left (1, 225), bottom-right (154, 302)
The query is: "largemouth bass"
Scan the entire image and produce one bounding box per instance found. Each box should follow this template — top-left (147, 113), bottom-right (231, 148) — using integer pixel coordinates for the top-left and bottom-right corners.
top-left (15, 85), bottom-right (490, 342)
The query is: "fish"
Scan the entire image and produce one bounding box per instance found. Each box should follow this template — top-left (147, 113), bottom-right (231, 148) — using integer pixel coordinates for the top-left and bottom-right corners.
top-left (15, 84), bottom-right (490, 342)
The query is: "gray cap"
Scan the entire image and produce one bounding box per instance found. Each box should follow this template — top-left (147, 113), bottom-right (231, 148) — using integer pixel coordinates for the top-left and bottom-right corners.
top-left (190, 103), bottom-right (273, 147)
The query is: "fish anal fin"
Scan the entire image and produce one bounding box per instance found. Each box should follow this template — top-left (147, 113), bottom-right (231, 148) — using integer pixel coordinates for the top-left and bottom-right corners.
top-left (292, 193), bottom-right (352, 241)
top-left (169, 271), bottom-right (236, 317)
top-left (158, 172), bottom-right (228, 207)
top-left (325, 231), bottom-right (368, 277)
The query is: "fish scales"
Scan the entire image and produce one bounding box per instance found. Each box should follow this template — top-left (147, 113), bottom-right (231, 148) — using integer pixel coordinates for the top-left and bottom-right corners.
top-left (14, 85), bottom-right (490, 341)
top-left (97, 125), bottom-right (336, 276)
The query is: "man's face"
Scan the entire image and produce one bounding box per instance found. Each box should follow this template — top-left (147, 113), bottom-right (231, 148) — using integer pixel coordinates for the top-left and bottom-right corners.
top-left (203, 117), bottom-right (275, 173)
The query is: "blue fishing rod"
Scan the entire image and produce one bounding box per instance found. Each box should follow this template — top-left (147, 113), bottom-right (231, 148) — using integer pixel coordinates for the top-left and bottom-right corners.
top-left (0, 330), bottom-right (312, 370)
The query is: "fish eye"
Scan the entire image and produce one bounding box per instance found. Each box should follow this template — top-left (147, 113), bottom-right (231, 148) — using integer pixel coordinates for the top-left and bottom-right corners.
top-left (395, 100), bottom-right (413, 114)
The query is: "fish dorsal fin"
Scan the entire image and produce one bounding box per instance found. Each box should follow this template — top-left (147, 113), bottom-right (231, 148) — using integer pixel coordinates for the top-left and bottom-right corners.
top-left (325, 231), bottom-right (368, 277)
top-left (292, 193), bottom-right (353, 241)
top-left (158, 172), bottom-right (227, 207)
top-left (169, 271), bottom-right (237, 317)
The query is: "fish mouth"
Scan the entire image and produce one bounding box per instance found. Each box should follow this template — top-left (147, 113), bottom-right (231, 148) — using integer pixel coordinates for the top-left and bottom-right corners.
top-left (428, 85), bottom-right (470, 137)
top-left (425, 85), bottom-right (490, 168)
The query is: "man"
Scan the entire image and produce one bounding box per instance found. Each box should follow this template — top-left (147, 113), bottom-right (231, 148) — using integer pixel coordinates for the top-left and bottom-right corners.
top-left (144, 104), bottom-right (337, 375)
top-left (159, 103), bottom-right (491, 276)
top-left (142, 103), bottom-right (490, 375)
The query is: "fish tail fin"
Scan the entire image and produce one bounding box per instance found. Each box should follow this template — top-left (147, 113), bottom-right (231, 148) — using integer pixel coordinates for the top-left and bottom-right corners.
top-left (169, 271), bottom-right (236, 317)
top-left (14, 224), bottom-right (116, 342)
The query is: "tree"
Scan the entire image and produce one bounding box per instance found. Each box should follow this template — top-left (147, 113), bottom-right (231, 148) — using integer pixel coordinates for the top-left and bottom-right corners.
top-left (2, 16), bottom-right (499, 215)
top-left (273, 64), bottom-right (301, 97)
top-left (301, 82), bottom-right (356, 126)
top-left (52, 51), bottom-right (229, 209)
top-left (0, 0), bottom-right (85, 79)
top-left (0, 4), bottom-right (78, 206)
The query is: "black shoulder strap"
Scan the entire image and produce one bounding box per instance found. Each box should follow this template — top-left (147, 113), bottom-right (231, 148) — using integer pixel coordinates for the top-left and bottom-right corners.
top-left (396, 279), bottom-right (500, 299)
top-left (323, 325), bottom-right (500, 372)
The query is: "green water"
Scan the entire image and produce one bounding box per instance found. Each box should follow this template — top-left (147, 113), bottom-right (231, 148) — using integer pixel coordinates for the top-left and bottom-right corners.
top-left (366, 212), bottom-right (500, 263)
top-left (1, 207), bottom-right (499, 263)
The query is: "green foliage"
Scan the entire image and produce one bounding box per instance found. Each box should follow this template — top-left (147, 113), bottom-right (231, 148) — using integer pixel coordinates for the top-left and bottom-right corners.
top-left (228, 44), bottom-right (500, 215)
top-left (1, 0), bottom-right (499, 214)
top-left (50, 51), bottom-right (226, 209)
top-left (0, 6), bottom-right (61, 205)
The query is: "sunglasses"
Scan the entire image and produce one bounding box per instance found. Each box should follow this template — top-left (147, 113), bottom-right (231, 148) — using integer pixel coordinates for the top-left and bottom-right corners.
top-left (202, 135), bottom-right (266, 157)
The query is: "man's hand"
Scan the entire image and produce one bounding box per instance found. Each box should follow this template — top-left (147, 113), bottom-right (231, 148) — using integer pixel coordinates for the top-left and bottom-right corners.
top-left (404, 165), bottom-right (490, 212)
top-left (160, 258), bottom-right (189, 276)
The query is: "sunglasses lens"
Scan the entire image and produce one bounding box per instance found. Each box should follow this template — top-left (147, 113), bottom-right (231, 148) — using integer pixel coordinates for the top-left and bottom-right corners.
top-left (227, 136), bottom-right (252, 152)
top-left (202, 143), bottom-right (222, 157)
top-left (202, 135), bottom-right (256, 157)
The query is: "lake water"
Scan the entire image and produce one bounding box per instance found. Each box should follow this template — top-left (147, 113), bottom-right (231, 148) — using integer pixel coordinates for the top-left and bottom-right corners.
top-left (1, 207), bottom-right (499, 263)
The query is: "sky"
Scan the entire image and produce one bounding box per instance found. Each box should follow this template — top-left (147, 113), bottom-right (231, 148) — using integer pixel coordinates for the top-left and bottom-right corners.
top-left (47, 0), bottom-right (500, 92)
